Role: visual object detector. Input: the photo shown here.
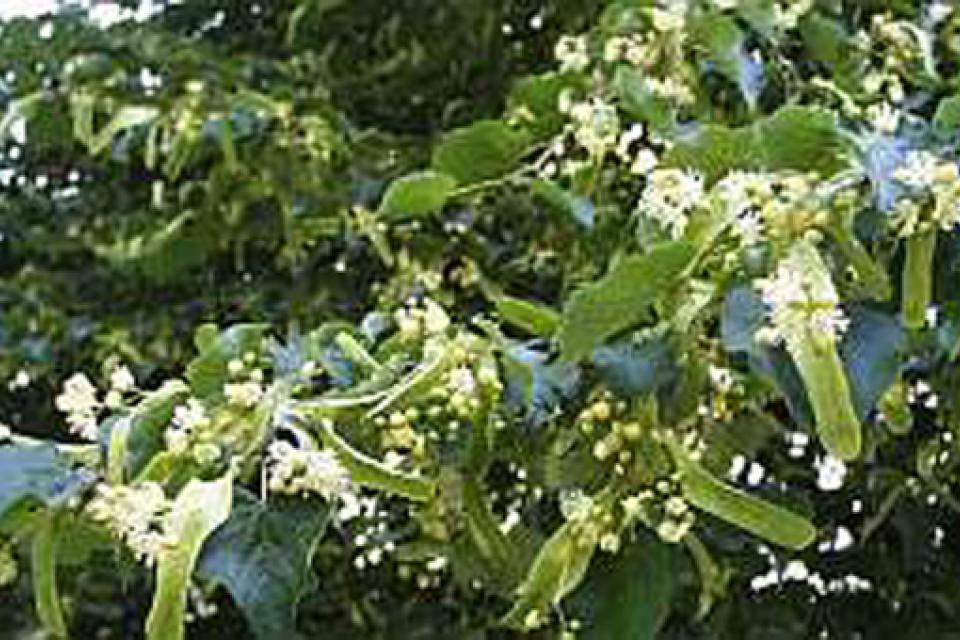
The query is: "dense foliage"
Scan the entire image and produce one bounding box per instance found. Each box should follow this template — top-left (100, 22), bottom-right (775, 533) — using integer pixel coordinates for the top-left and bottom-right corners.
top-left (4, 1), bottom-right (960, 638)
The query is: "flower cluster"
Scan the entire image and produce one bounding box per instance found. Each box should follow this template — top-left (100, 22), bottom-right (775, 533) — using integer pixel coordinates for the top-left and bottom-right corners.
top-left (563, 98), bottom-right (620, 157)
top-left (55, 373), bottom-right (101, 440)
top-left (636, 168), bottom-right (705, 239)
top-left (892, 150), bottom-right (960, 234)
top-left (55, 363), bottom-right (137, 441)
top-left (756, 243), bottom-right (848, 343)
top-left (86, 482), bottom-right (173, 566)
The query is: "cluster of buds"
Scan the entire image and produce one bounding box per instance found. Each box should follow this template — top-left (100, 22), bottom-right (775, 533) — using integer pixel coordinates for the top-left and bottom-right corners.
top-left (266, 440), bottom-right (355, 504)
top-left (377, 408), bottom-right (426, 456)
top-left (86, 482), bottom-right (173, 566)
top-left (184, 582), bottom-right (219, 623)
top-left (603, 33), bottom-right (652, 67)
top-left (165, 397), bottom-right (210, 457)
top-left (395, 554), bottom-right (449, 591)
top-left (577, 393), bottom-right (644, 475)
top-left (559, 490), bottom-right (622, 555)
top-left (621, 477), bottom-right (696, 544)
top-left (393, 297), bottom-right (450, 341)
top-left (223, 351), bottom-right (265, 409)
top-left (349, 503), bottom-right (400, 571)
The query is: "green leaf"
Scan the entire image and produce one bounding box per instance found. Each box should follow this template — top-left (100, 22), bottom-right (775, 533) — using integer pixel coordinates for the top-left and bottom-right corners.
top-left (531, 179), bottom-right (594, 228)
top-left (571, 531), bottom-right (677, 640)
top-left (508, 72), bottom-right (582, 138)
top-left (197, 490), bottom-right (328, 640)
top-left (31, 512), bottom-right (67, 638)
top-left (690, 13), bottom-right (763, 107)
top-left (495, 295), bottom-right (561, 337)
top-left (146, 474), bottom-right (233, 640)
top-left (462, 477), bottom-right (524, 592)
top-left (318, 421), bottom-right (435, 502)
top-left (669, 442), bottom-right (816, 550)
top-left (502, 517), bottom-right (598, 629)
top-left (934, 94), bottom-right (960, 135)
top-left (665, 106), bottom-right (845, 183)
top-left (559, 242), bottom-right (696, 361)
top-left (758, 106), bottom-right (846, 174)
top-left (186, 324), bottom-right (268, 398)
top-left (123, 380), bottom-right (191, 480)
top-left (378, 171), bottom-right (457, 218)
top-left (613, 66), bottom-right (676, 133)
top-left (432, 120), bottom-right (530, 184)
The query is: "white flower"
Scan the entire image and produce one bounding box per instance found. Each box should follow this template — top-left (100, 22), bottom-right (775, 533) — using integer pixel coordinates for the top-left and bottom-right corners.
top-left (569, 98), bottom-right (620, 155)
top-left (55, 373), bottom-right (100, 441)
top-left (86, 482), bottom-right (173, 566)
top-left (422, 298), bottom-right (450, 335)
top-left (893, 150), bottom-right (940, 190)
top-left (866, 102), bottom-right (900, 134)
top-left (109, 365), bottom-right (136, 393)
top-left (55, 373), bottom-right (98, 414)
top-left (714, 171), bottom-right (774, 243)
top-left (651, 3), bottom-right (687, 32)
top-left (447, 366), bottom-right (477, 396)
top-left (617, 123), bottom-right (645, 158)
top-left (555, 35), bottom-right (590, 72)
top-left (757, 242), bottom-right (848, 342)
top-left (893, 151), bottom-right (960, 232)
top-left (559, 489), bottom-right (593, 522)
top-left (224, 381), bottom-right (263, 408)
top-left (631, 147), bottom-right (659, 175)
top-left (643, 77), bottom-right (695, 105)
top-left (709, 365), bottom-right (734, 393)
top-left (637, 168), bottom-right (704, 238)
top-left (815, 455), bottom-right (847, 491)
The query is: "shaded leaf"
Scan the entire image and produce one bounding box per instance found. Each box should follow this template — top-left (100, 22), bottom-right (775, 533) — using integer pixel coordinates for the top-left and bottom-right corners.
top-left (197, 490), bottom-right (328, 640)
top-left (495, 295), bottom-right (561, 338)
top-left (432, 120), bottom-right (529, 184)
top-left (571, 531), bottom-right (678, 640)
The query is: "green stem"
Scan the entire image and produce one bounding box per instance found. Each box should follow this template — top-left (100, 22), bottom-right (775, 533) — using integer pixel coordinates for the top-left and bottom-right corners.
top-left (902, 229), bottom-right (937, 330)
top-left (32, 513), bottom-right (67, 638)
